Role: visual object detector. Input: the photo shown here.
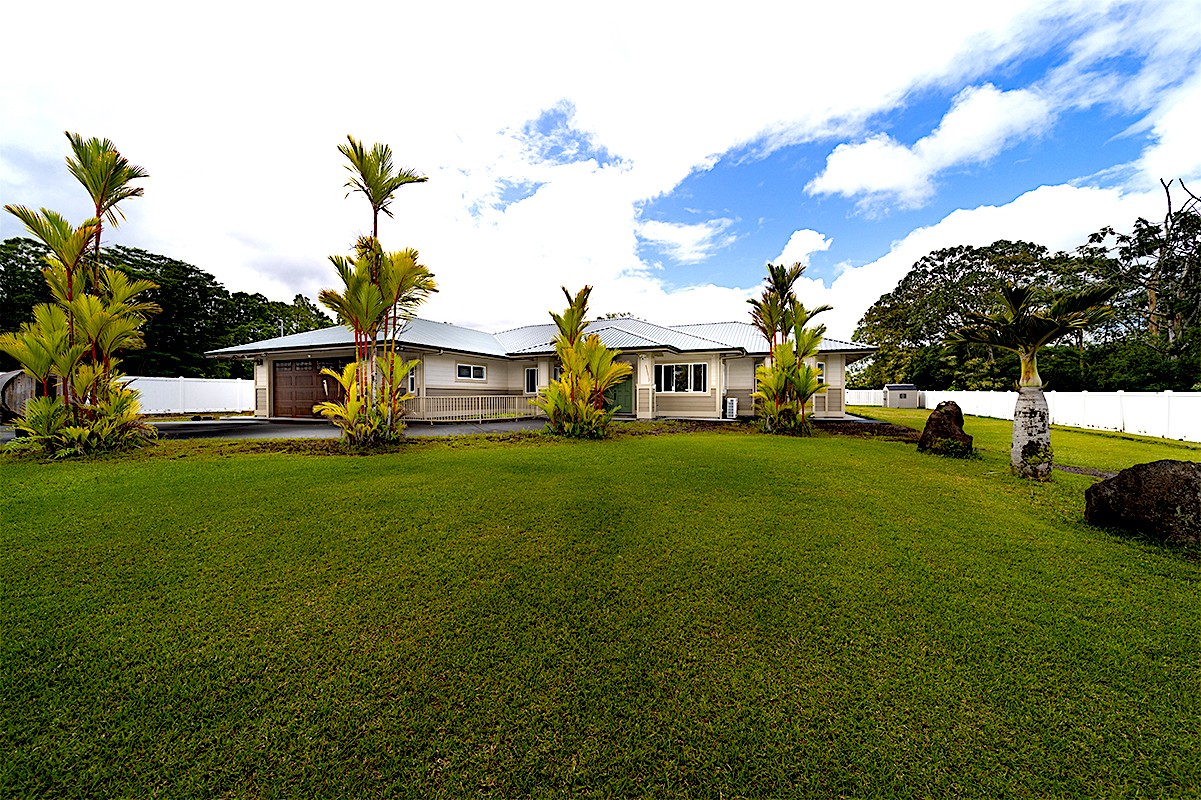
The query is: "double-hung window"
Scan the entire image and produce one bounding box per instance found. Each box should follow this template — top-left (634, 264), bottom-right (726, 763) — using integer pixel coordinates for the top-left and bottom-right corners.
top-left (525, 367), bottom-right (538, 394)
top-left (816, 361), bottom-right (825, 384)
top-left (654, 363), bottom-right (707, 392)
top-left (457, 363), bottom-right (486, 381)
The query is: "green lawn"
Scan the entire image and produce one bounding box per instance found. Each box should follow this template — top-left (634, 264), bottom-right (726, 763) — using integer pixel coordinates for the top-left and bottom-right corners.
top-left (2, 431), bottom-right (1199, 798)
top-left (848, 405), bottom-right (1201, 473)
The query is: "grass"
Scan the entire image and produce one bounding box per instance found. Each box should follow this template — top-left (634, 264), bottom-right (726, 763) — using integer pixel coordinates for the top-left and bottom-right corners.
top-left (2, 429), bottom-right (1199, 798)
top-left (848, 405), bottom-right (1201, 473)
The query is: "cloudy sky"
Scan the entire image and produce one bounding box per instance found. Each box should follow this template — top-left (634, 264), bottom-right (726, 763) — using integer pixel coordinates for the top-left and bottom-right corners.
top-left (3, 1), bottom-right (1199, 340)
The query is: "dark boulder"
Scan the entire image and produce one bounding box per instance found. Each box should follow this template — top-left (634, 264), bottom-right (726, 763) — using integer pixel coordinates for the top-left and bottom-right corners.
top-left (917, 401), bottom-right (973, 458)
top-left (1085, 460), bottom-right (1201, 545)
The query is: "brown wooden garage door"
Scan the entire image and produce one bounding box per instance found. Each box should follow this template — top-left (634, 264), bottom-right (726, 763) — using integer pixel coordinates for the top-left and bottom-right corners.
top-left (274, 359), bottom-right (354, 417)
top-left (274, 360), bottom-right (319, 417)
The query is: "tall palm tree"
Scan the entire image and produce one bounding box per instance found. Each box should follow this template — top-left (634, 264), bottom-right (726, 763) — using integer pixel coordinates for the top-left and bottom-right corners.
top-left (338, 135), bottom-right (428, 241)
top-left (64, 133), bottom-right (148, 283)
top-left (946, 284), bottom-right (1118, 479)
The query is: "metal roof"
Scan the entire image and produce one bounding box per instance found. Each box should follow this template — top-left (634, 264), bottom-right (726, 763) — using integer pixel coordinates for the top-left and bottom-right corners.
top-left (208, 318), bottom-right (509, 359)
top-left (671, 321), bottom-right (876, 355)
top-left (208, 315), bottom-right (876, 360)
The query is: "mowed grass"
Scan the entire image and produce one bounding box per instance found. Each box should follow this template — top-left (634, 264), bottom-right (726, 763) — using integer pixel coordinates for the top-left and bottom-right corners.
top-left (2, 432), bottom-right (1199, 798)
top-left (849, 405), bottom-right (1201, 473)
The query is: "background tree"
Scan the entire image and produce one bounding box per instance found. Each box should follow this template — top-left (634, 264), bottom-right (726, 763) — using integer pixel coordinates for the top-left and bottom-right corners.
top-left (0, 238), bottom-right (53, 370)
top-left (3, 238), bottom-right (334, 379)
top-left (851, 241), bottom-right (1105, 391)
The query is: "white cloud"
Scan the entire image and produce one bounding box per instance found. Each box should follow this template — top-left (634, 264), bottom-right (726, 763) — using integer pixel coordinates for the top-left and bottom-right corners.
top-left (637, 218), bottom-right (736, 264)
top-left (1136, 78), bottom-right (1201, 185)
top-left (806, 84), bottom-right (1052, 208)
top-left (1, 1), bottom-right (1199, 343)
top-left (773, 229), bottom-right (832, 267)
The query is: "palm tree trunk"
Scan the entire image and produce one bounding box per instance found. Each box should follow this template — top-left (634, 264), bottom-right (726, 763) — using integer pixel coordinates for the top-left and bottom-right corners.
top-left (1011, 386), bottom-right (1053, 480)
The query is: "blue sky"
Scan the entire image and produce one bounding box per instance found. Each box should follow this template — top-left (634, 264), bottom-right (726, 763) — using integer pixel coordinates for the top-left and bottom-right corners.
top-left (2, 1), bottom-right (1199, 339)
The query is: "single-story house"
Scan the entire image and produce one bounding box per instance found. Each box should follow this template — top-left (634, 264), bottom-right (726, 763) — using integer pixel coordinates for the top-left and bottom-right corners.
top-left (206, 316), bottom-right (876, 422)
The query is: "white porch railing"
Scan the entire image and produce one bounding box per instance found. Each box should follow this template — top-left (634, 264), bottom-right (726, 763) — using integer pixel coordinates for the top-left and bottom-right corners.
top-left (400, 395), bottom-right (543, 422)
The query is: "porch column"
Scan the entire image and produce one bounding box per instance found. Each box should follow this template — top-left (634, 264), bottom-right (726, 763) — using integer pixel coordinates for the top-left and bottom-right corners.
top-left (636, 353), bottom-right (654, 419)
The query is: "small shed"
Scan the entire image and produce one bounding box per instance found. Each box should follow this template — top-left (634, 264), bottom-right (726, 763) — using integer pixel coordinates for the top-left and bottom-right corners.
top-left (883, 384), bottom-right (919, 409)
top-left (1, 370), bottom-right (35, 422)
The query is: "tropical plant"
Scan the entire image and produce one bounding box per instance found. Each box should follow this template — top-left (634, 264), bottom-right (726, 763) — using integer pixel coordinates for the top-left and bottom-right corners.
top-left (2, 141), bottom-right (159, 456)
top-left (752, 307), bottom-right (828, 435)
top-left (64, 132), bottom-right (148, 282)
top-left (316, 239), bottom-right (435, 445)
top-left (945, 284), bottom-right (1118, 479)
top-left (747, 262), bottom-right (831, 350)
top-left (339, 135), bottom-right (428, 241)
top-left (532, 286), bottom-right (633, 438)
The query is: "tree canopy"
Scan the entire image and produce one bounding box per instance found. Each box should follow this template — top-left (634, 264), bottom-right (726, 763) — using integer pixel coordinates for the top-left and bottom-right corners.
top-left (851, 196), bottom-right (1201, 393)
top-left (1, 237), bottom-right (334, 377)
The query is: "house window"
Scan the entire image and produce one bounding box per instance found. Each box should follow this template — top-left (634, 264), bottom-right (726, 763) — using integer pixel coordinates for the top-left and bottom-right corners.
top-left (654, 363), bottom-right (707, 392)
top-left (816, 361), bottom-right (825, 384)
top-left (456, 363), bottom-right (486, 381)
top-left (525, 367), bottom-right (538, 394)
top-left (408, 367), bottom-right (417, 394)
top-left (553, 364), bottom-right (562, 381)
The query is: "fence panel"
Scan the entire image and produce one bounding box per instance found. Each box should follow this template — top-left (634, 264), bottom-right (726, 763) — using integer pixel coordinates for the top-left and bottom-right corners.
top-left (917, 389), bottom-right (1199, 442)
top-left (845, 389), bottom-right (883, 406)
top-left (127, 376), bottom-right (255, 414)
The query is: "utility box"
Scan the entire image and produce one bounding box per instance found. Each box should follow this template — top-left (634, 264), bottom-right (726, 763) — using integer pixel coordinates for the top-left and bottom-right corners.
top-left (725, 397), bottom-right (738, 419)
top-left (883, 384), bottom-right (919, 409)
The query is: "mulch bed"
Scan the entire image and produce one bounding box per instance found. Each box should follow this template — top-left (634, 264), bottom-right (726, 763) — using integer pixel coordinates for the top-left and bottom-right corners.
top-left (811, 419), bottom-right (921, 442)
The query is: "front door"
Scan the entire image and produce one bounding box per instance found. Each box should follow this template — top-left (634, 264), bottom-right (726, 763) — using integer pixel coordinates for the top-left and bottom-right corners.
top-left (604, 373), bottom-right (634, 415)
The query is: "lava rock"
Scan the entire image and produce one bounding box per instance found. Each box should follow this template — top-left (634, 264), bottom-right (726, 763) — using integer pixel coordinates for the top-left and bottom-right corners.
top-left (1085, 459), bottom-right (1201, 545)
top-left (917, 401), bottom-right (973, 458)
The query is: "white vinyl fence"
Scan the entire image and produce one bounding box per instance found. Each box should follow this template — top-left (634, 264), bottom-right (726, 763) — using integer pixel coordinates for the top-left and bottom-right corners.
top-left (847, 388), bottom-right (1201, 443)
top-left (126, 376), bottom-right (255, 414)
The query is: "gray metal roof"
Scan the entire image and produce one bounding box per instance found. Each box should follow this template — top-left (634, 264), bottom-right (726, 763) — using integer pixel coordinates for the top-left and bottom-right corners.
top-left (208, 318), bottom-right (509, 359)
top-left (671, 321), bottom-right (876, 355)
top-left (494, 323), bottom-right (559, 353)
top-left (207, 315), bottom-right (876, 360)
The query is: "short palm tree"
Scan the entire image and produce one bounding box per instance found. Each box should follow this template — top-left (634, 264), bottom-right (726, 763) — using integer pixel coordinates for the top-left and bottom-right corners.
top-left (64, 133), bottom-right (148, 282)
top-left (945, 284), bottom-right (1118, 479)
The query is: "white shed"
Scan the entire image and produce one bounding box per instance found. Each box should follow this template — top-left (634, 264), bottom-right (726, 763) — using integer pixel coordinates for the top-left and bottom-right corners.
top-left (883, 384), bottom-right (919, 409)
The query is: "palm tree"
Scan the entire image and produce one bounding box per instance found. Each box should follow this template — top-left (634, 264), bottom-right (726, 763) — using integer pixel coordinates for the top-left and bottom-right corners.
top-left (747, 262), bottom-right (831, 349)
top-left (64, 133), bottom-right (148, 283)
top-left (338, 135), bottom-right (428, 241)
top-left (945, 284), bottom-right (1118, 479)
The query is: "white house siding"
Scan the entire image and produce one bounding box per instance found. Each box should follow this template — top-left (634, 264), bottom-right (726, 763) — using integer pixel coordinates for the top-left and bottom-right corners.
top-left (422, 352), bottom-right (525, 397)
top-left (254, 359), bottom-right (268, 417)
top-left (723, 356), bottom-right (758, 417)
top-left (656, 389), bottom-right (720, 417)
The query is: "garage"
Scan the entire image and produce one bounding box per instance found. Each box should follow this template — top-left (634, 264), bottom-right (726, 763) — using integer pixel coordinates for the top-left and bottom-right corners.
top-left (273, 359), bottom-right (352, 417)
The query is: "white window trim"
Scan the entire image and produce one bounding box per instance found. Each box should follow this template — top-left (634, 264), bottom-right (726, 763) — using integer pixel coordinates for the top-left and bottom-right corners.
top-left (655, 362), bottom-right (708, 393)
top-left (525, 366), bottom-right (538, 394)
top-left (456, 363), bottom-right (487, 381)
top-left (816, 360), bottom-right (826, 385)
